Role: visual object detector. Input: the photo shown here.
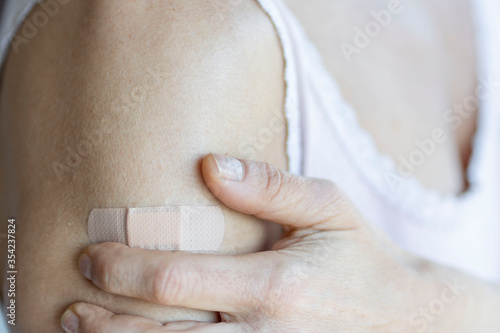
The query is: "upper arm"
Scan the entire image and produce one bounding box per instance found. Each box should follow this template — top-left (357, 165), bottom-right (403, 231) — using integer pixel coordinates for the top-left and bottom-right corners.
top-left (0, 0), bottom-right (287, 330)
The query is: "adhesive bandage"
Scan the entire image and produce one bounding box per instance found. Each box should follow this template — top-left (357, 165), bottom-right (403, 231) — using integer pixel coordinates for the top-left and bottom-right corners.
top-left (88, 206), bottom-right (225, 253)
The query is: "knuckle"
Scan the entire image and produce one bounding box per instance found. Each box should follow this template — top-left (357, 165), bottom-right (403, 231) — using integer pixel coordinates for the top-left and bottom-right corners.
top-left (261, 259), bottom-right (309, 317)
top-left (263, 281), bottom-right (287, 311)
top-left (91, 244), bottom-right (131, 291)
top-left (72, 304), bottom-right (102, 333)
top-left (260, 163), bottom-right (286, 203)
top-left (274, 260), bottom-right (306, 296)
top-left (152, 262), bottom-right (190, 305)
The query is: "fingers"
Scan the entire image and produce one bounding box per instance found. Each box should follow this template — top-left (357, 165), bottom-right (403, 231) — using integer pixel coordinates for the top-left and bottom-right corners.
top-left (61, 302), bottom-right (163, 333)
top-left (202, 153), bottom-right (360, 231)
top-left (80, 242), bottom-right (276, 313)
top-left (61, 303), bottom-right (240, 333)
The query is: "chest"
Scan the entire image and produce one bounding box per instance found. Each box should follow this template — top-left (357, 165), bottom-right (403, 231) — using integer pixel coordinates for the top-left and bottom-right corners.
top-left (282, 0), bottom-right (479, 194)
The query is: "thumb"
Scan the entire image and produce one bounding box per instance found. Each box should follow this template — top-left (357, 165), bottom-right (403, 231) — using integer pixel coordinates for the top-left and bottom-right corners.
top-left (201, 153), bottom-right (360, 231)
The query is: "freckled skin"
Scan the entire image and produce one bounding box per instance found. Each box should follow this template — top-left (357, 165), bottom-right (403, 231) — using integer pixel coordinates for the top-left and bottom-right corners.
top-left (0, 1), bottom-right (286, 331)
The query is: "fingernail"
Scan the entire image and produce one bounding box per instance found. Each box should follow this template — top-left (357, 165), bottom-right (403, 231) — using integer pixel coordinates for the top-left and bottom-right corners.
top-left (61, 309), bottom-right (79, 333)
top-left (79, 253), bottom-right (92, 280)
top-left (212, 154), bottom-right (244, 181)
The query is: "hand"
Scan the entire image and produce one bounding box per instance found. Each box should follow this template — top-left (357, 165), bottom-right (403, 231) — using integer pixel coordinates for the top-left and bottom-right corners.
top-left (61, 153), bottom-right (448, 332)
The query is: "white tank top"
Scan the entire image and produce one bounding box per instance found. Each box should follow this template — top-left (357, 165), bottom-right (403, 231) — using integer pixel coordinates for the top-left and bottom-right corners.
top-left (1, 0), bottom-right (499, 282)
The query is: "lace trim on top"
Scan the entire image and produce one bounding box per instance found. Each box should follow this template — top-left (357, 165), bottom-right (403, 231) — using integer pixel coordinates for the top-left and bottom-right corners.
top-left (259, 0), bottom-right (493, 228)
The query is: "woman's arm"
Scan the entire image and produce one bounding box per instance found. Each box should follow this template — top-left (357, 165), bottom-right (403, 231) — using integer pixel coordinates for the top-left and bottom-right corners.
top-left (0, 0), bottom-right (287, 331)
top-left (66, 155), bottom-right (500, 332)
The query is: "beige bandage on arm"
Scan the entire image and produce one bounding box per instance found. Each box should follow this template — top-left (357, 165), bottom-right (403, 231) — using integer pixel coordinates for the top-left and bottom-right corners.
top-left (88, 206), bottom-right (225, 253)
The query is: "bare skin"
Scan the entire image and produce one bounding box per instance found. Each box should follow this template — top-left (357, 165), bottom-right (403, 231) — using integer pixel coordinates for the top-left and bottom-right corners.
top-left (0, 0), bottom-right (286, 331)
top-left (283, 0), bottom-right (478, 194)
top-left (0, 0), bottom-right (492, 331)
top-left (65, 154), bottom-right (500, 332)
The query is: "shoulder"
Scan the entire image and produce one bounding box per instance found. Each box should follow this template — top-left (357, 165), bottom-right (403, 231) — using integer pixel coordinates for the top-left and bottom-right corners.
top-left (1, 0), bottom-right (288, 184)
